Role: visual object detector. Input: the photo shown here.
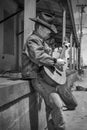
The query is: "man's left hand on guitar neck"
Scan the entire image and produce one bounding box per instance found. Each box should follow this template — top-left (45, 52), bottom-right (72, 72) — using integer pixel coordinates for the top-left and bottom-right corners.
top-left (63, 41), bottom-right (70, 49)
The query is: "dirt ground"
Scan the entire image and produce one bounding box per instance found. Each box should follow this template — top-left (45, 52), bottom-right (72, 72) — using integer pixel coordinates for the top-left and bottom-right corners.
top-left (64, 69), bottom-right (87, 130)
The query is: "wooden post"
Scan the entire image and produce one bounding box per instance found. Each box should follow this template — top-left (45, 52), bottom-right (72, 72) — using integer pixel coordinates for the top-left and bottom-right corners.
top-left (76, 4), bottom-right (87, 71)
top-left (62, 9), bottom-right (66, 44)
top-left (24, 0), bottom-right (36, 44)
top-left (69, 33), bottom-right (73, 70)
top-left (76, 48), bottom-right (78, 70)
top-left (73, 43), bottom-right (75, 70)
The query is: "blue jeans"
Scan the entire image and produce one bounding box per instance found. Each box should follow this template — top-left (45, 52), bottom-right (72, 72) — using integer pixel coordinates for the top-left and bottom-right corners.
top-left (31, 75), bottom-right (77, 130)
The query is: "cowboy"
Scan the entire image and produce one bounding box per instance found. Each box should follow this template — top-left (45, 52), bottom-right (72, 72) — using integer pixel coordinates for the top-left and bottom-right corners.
top-left (22, 12), bottom-right (77, 130)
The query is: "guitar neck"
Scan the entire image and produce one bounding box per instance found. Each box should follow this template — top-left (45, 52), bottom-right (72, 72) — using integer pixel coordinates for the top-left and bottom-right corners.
top-left (59, 46), bottom-right (66, 59)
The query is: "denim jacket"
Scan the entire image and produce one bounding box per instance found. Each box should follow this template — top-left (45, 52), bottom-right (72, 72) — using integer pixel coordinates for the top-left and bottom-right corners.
top-left (22, 32), bottom-right (55, 79)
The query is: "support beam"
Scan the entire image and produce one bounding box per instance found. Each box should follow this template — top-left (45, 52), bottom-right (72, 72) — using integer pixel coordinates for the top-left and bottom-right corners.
top-left (76, 4), bottom-right (87, 71)
top-left (62, 9), bottom-right (66, 44)
top-left (76, 48), bottom-right (78, 70)
top-left (24, 0), bottom-right (36, 44)
top-left (69, 33), bottom-right (73, 70)
top-left (73, 43), bottom-right (75, 70)
top-left (67, 0), bottom-right (79, 47)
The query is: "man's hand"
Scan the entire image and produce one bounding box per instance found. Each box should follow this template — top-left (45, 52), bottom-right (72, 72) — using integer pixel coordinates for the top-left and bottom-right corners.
top-left (65, 42), bottom-right (70, 48)
top-left (57, 58), bottom-right (66, 65)
top-left (63, 41), bottom-right (70, 49)
top-left (54, 59), bottom-right (65, 71)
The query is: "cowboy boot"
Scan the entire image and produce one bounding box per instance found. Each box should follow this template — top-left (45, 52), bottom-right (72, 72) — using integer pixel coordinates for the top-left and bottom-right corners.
top-left (47, 119), bottom-right (55, 130)
top-left (47, 119), bottom-right (66, 130)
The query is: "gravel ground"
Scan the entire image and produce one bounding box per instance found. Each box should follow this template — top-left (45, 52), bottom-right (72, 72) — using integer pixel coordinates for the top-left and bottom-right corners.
top-left (64, 69), bottom-right (87, 130)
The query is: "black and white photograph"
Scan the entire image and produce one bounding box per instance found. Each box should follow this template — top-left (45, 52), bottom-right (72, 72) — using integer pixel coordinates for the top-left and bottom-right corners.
top-left (0, 0), bottom-right (87, 130)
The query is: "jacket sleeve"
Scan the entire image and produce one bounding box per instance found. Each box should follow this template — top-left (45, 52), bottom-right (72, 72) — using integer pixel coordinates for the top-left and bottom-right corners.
top-left (25, 39), bottom-right (56, 67)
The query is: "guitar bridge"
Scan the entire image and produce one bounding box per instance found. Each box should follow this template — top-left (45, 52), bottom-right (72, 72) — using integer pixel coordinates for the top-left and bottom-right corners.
top-left (56, 70), bottom-right (62, 76)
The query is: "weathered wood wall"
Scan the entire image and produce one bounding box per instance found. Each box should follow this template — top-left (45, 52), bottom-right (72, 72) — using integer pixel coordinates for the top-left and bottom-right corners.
top-left (0, 79), bottom-right (47, 130)
top-left (0, 71), bottom-right (77, 130)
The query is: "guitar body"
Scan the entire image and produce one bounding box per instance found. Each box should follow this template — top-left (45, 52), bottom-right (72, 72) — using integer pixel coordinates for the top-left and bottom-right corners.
top-left (41, 45), bottom-right (70, 86)
top-left (41, 65), bottom-right (66, 87)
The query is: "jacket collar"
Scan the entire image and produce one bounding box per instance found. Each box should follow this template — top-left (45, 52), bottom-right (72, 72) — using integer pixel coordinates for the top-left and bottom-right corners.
top-left (33, 31), bottom-right (44, 42)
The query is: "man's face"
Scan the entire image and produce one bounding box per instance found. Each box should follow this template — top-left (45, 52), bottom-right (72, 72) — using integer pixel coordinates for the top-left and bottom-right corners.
top-left (39, 25), bottom-right (51, 40)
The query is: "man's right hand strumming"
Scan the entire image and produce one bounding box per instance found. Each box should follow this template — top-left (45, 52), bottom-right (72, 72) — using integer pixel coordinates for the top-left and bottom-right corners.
top-left (57, 58), bottom-right (66, 65)
top-left (54, 59), bottom-right (66, 71)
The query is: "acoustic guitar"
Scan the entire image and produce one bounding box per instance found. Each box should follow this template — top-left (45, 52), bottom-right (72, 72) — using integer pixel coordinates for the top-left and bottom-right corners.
top-left (41, 45), bottom-right (68, 86)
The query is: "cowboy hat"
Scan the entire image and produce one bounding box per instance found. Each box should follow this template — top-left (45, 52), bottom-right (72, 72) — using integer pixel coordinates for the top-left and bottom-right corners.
top-left (29, 12), bottom-right (57, 34)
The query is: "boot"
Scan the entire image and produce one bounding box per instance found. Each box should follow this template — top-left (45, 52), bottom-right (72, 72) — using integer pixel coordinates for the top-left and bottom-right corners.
top-left (55, 123), bottom-right (66, 130)
top-left (48, 119), bottom-right (66, 130)
top-left (47, 119), bottom-right (55, 130)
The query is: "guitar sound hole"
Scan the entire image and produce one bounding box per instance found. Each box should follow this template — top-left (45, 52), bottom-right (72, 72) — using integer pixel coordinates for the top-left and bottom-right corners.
top-left (47, 66), bottom-right (55, 73)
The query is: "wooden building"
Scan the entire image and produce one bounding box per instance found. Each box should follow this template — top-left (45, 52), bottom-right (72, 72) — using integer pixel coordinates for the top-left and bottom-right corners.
top-left (0, 0), bottom-right (79, 73)
top-left (0, 0), bottom-right (79, 130)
